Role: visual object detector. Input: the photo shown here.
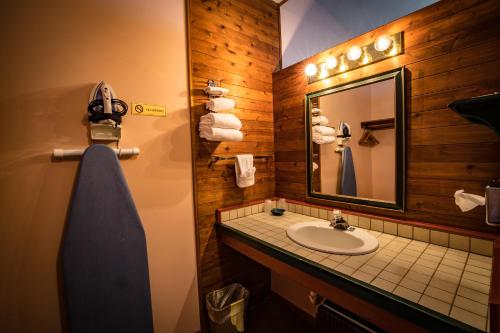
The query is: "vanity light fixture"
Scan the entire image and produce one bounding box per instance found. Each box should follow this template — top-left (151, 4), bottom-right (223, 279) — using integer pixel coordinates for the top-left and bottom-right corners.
top-left (305, 63), bottom-right (318, 76)
top-left (305, 31), bottom-right (403, 84)
top-left (347, 45), bottom-right (362, 61)
top-left (374, 34), bottom-right (393, 52)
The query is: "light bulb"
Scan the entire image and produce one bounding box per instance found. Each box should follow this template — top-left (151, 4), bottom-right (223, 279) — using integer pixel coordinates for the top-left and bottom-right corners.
top-left (325, 56), bottom-right (337, 69)
top-left (374, 34), bottom-right (393, 52)
top-left (305, 63), bottom-right (317, 76)
top-left (319, 63), bottom-right (328, 79)
top-left (347, 45), bottom-right (362, 61)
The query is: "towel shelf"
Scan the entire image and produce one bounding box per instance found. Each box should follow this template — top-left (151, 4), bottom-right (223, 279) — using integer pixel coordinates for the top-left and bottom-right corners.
top-left (208, 155), bottom-right (273, 168)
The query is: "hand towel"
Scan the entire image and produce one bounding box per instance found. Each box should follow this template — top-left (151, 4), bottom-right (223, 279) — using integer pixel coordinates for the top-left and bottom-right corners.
top-left (341, 146), bottom-right (357, 196)
top-left (313, 125), bottom-right (335, 136)
top-left (312, 133), bottom-right (335, 144)
top-left (200, 127), bottom-right (243, 142)
top-left (206, 97), bottom-right (235, 112)
top-left (235, 154), bottom-right (256, 188)
top-left (204, 86), bottom-right (229, 96)
top-left (199, 113), bottom-right (242, 130)
top-left (312, 108), bottom-right (322, 115)
top-left (312, 115), bottom-right (329, 126)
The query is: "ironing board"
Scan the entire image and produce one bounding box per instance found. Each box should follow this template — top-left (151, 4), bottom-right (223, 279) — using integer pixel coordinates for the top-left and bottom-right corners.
top-left (62, 144), bottom-right (153, 333)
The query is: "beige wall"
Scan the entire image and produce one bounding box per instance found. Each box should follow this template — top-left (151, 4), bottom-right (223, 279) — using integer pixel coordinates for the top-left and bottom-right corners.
top-left (0, 1), bottom-right (200, 332)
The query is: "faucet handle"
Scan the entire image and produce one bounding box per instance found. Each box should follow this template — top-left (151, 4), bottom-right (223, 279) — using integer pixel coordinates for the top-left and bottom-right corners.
top-left (332, 209), bottom-right (342, 222)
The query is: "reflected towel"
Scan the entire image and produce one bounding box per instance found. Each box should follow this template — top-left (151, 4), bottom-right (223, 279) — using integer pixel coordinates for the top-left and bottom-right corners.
top-left (312, 108), bottom-right (322, 115)
top-left (200, 127), bottom-right (243, 141)
top-left (312, 115), bottom-right (329, 126)
top-left (313, 125), bottom-right (335, 136)
top-left (341, 147), bottom-right (357, 196)
top-left (199, 113), bottom-right (242, 130)
top-left (206, 97), bottom-right (235, 112)
top-left (312, 133), bottom-right (335, 144)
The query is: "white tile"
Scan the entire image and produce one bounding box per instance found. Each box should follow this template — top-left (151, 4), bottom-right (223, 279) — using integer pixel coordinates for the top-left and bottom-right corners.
top-left (462, 271), bottom-right (490, 285)
top-left (384, 221), bottom-right (398, 235)
top-left (449, 234), bottom-right (470, 251)
top-left (320, 258), bottom-right (339, 270)
top-left (302, 205), bottom-right (311, 216)
top-left (310, 207), bottom-right (319, 217)
top-left (398, 224), bottom-right (413, 239)
top-left (419, 295), bottom-right (451, 315)
top-left (251, 204), bottom-right (259, 214)
top-left (371, 277), bottom-right (396, 292)
top-left (413, 227), bottom-right (430, 242)
top-left (244, 206), bottom-right (252, 216)
top-left (352, 270), bottom-right (375, 283)
top-left (424, 286), bottom-right (454, 304)
top-left (358, 217), bottom-right (370, 229)
top-left (470, 238), bottom-right (493, 257)
top-left (450, 307), bottom-right (486, 331)
top-left (428, 276), bottom-right (458, 294)
top-left (319, 209), bottom-right (328, 220)
top-left (221, 211), bottom-right (230, 222)
top-left (229, 209), bottom-right (238, 220)
top-left (465, 264), bottom-right (491, 277)
top-left (457, 286), bottom-right (489, 305)
top-left (358, 264), bottom-right (382, 276)
top-left (454, 295), bottom-right (488, 317)
top-left (405, 270), bottom-right (432, 284)
top-left (430, 230), bottom-right (449, 247)
top-left (371, 219), bottom-right (384, 232)
top-left (460, 278), bottom-right (491, 295)
top-left (335, 264), bottom-right (356, 275)
top-left (378, 270), bottom-right (404, 284)
top-left (394, 286), bottom-right (421, 303)
top-left (237, 208), bottom-right (245, 218)
top-left (347, 214), bottom-right (359, 226)
top-left (399, 277), bottom-right (427, 293)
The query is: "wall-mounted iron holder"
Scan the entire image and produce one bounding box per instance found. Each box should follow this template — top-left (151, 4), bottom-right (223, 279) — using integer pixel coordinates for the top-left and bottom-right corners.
top-left (208, 155), bottom-right (273, 169)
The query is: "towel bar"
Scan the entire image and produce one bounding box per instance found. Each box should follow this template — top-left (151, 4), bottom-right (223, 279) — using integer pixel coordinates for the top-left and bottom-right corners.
top-left (208, 155), bottom-right (273, 168)
top-left (53, 148), bottom-right (140, 159)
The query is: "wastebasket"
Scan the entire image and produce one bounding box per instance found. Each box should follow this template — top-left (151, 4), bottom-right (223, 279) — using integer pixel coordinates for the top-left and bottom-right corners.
top-left (206, 283), bottom-right (249, 333)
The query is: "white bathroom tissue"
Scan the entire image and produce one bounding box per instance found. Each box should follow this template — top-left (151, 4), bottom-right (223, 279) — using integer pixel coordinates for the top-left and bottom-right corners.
top-left (454, 189), bottom-right (485, 212)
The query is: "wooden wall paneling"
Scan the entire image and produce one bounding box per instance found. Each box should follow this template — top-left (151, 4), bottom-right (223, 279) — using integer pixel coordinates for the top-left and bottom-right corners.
top-left (273, 0), bottom-right (500, 233)
top-left (187, 0), bottom-right (279, 330)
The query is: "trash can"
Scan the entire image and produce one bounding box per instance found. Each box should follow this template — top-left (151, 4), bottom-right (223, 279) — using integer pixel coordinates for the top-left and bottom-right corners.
top-left (206, 283), bottom-right (249, 333)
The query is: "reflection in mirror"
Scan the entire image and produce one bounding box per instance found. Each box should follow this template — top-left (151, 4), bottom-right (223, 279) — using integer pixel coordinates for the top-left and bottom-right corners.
top-left (307, 69), bottom-right (405, 211)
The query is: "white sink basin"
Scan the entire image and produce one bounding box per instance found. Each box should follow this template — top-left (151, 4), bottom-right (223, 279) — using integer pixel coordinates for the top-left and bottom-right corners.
top-left (286, 221), bottom-right (379, 255)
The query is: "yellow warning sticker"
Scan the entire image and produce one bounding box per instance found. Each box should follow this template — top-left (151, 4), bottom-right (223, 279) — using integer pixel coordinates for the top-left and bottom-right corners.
top-left (132, 103), bottom-right (167, 117)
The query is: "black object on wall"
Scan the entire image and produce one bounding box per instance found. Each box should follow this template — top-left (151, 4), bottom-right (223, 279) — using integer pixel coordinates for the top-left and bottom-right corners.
top-left (448, 92), bottom-right (500, 135)
top-left (62, 145), bottom-right (153, 333)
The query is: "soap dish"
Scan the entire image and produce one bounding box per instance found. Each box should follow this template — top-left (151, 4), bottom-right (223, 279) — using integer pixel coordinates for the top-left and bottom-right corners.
top-left (271, 208), bottom-right (285, 216)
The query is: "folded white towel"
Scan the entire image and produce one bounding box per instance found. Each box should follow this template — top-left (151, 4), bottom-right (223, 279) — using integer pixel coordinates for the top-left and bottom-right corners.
top-left (313, 133), bottom-right (335, 144)
top-left (312, 115), bottom-right (329, 126)
top-left (204, 86), bottom-right (229, 96)
top-left (312, 108), bottom-right (322, 115)
top-left (200, 127), bottom-right (243, 141)
top-left (313, 125), bottom-right (335, 136)
top-left (313, 162), bottom-right (319, 171)
top-left (199, 113), bottom-right (242, 130)
top-left (206, 97), bottom-right (235, 112)
top-left (235, 154), bottom-right (256, 188)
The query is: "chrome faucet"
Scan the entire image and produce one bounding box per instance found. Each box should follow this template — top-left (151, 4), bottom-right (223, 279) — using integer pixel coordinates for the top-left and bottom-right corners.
top-left (330, 210), bottom-right (352, 230)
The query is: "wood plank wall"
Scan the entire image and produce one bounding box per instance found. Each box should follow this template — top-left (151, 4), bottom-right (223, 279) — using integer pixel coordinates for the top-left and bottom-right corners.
top-left (187, 0), bottom-right (280, 329)
top-left (274, 0), bottom-right (500, 233)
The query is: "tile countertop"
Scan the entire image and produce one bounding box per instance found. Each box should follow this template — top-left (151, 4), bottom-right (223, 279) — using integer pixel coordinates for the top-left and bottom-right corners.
top-left (220, 212), bottom-right (493, 332)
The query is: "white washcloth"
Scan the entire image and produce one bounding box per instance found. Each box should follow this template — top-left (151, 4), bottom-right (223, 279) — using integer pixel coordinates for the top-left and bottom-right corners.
top-left (199, 113), bottom-right (242, 130)
top-left (200, 127), bottom-right (243, 142)
top-left (206, 97), bottom-right (235, 112)
top-left (313, 125), bottom-right (335, 136)
top-left (312, 108), bottom-right (322, 115)
top-left (454, 189), bottom-right (485, 212)
top-left (313, 133), bottom-right (335, 144)
top-left (312, 115), bottom-right (329, 126)
top-left (235, 154), bottom-right (256, 188)
top-left (204, 86), bottom-right (229, 96)
top-left (313, 162), bottom-right (319, 171)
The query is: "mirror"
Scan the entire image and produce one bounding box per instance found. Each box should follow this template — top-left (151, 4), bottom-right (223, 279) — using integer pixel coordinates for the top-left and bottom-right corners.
top-left (306, 68), bottom-right (405, 210)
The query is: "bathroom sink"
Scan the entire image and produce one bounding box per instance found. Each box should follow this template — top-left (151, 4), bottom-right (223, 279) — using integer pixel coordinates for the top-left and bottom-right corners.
top-left (286, 221), bottom-right (379, 255)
